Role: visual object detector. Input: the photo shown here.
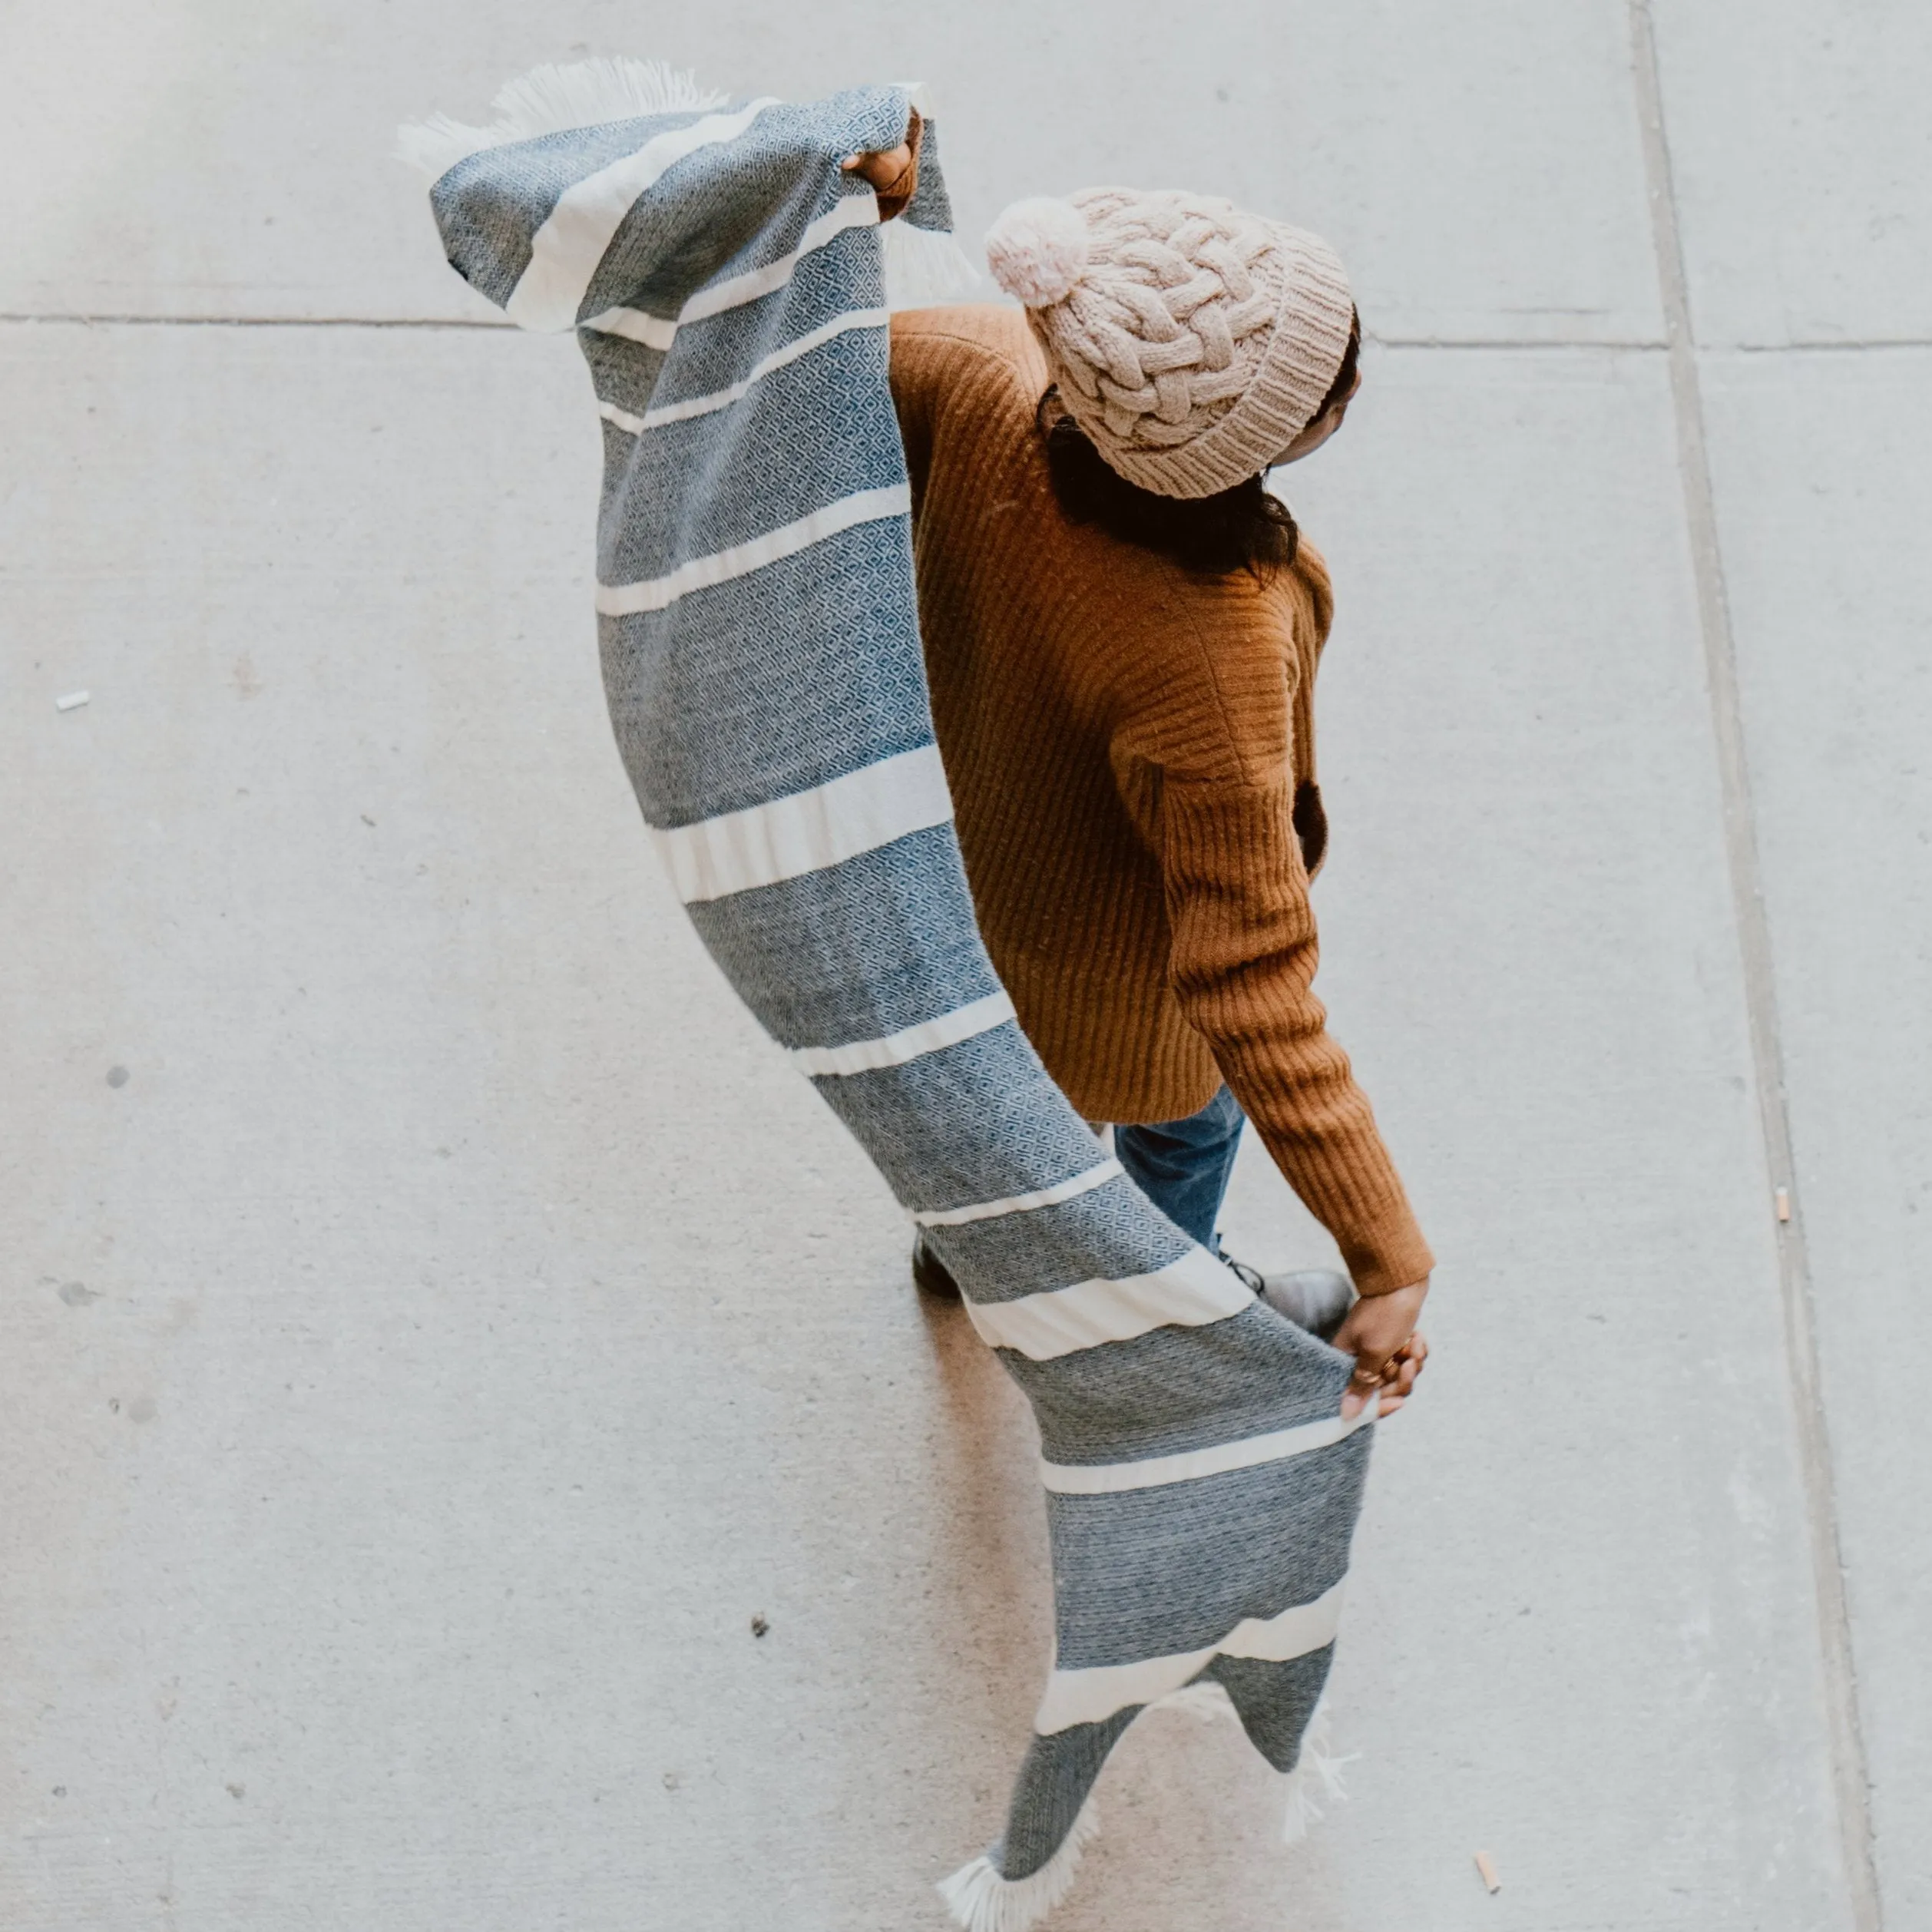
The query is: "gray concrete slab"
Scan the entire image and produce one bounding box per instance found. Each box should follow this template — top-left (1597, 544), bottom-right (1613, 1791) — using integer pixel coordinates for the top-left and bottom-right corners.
top-left (2, 316), bottom-right (1857, 1929)
top-left (0, 1), bottom-right (1661, 342)
top-left (1651, 0), bottom-right (1932, 345)
top-left (5, 5), bottom-right (1919, 1927)
top-left (1701, 346), bottom-right (1932, 1929)
top-left (0, 317), bottom-right (1047, 1930)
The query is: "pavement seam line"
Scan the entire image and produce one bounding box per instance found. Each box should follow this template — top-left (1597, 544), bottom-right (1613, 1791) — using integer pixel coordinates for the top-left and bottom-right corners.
top-left (1626, 6), bottom-right (1884, 1928)
top-left (2, 314), bottom-right (1929, 352)
top-left (0, 313), bottom-right (514, 330)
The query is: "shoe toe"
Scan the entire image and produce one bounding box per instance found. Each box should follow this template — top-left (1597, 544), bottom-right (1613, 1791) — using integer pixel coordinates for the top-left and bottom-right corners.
top-left (1259, 1268), bottom-right (1355, 1341)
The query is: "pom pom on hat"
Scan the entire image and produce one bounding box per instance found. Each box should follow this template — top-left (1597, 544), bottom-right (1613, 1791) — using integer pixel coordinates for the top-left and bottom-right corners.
top-left (984, 197), bottom-right (1090, 307)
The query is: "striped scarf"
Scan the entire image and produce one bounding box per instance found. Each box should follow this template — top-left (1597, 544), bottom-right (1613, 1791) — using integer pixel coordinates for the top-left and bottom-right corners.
top-left (404, 61), bottom-right (1378, 1930)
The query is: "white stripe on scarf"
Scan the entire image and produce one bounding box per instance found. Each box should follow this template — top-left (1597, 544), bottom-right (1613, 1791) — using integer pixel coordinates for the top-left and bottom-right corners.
top-left (506, 98), bottom-right (782, 332)
top-left (961, 1247), bottom-right (1253, 1361)
top-left (1033, 1579), bottom-right (1348, 1735)
top-left (912, 1160), bottom-right (1125, 1229)
top-left (580, 192), bottom-right (880, 347)
top-left (1040, 1404), bottom-right (1375, 1495)
top-left (600, 307), bottom-right (890, 432)
top-left (791, 991), bottom-right (1016, 1079)
top-left (596, 483), bottom-right (910, 617)
top-left (651, 743), bottom-right (954, 904)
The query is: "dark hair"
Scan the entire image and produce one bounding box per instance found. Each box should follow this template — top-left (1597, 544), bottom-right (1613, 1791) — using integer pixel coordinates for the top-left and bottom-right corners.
top-left (1039, 307), bottom-right (1361, 581)
top-left (1322, 308), bottom-right (1364, 424)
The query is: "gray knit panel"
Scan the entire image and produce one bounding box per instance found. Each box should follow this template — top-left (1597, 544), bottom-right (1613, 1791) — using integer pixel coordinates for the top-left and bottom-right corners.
top-left (686, 828), bottom-right (999, 1053)
top-left (578, 333), bottom-right (668, 422)
top-left (810, 1025), bottom-right (1125, 1214)
top-left (597, 521), bottom-right (932, 827)
top-left (577, 94), bottom-right (908, 325)
top-left (431, 115), bottom-right (709, 308)
top-left (993, 1649), bottom-right (1335, 1879)
top-left (1002, 1299), bottom-right (1353, 1463)
top-left (597, 324), bottom-right (905, 586)
top-left (1047, 1433), bottom-right (1372, 1669)
top-left (923, 1173), bottom-right (1196, 1302)
top-left (899, 116), bottom-right (955, 234)
top-left (629, 226), bottom-right (882, 412)
top-left (991, 1708), bottom-right (1138, 1884)
top-left (1206, 1648), bottom-right (1335, 1773)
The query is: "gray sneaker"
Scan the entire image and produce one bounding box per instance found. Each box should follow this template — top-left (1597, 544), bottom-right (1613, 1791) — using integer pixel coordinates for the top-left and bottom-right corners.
top-left (1224, 1258), bottom-right (1355, 1341)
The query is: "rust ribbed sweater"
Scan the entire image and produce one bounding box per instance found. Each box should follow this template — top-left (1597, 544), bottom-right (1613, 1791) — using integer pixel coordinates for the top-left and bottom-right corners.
top-left (889, 306), bottom-right (1432, 1297)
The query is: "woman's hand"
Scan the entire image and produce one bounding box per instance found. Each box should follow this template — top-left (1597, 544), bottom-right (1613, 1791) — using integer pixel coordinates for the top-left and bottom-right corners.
top-left (841, 109), bottom-right (922, 221)
top-left (1334, 1277), bottom-right (1431, 1418)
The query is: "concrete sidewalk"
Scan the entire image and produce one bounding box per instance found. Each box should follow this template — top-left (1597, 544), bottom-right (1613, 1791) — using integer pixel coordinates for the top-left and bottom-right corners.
top-left (3, 5), bottom-right (1925, 1929)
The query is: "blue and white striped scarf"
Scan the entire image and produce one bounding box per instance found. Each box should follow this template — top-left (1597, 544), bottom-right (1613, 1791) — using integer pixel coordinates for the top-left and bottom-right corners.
top-left (405, 61), bottom-right (1377, 1930)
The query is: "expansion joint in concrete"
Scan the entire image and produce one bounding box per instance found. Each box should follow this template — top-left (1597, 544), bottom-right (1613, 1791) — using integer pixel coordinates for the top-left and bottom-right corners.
top-left (1371, 333), bottom-right (1667, 352)
top-left (0, 316), bottom-right (1923, 355)
top-left (0, 312), bottom-right (512, 330)
top-left (1626, 5), bottom-right (1884, 1929)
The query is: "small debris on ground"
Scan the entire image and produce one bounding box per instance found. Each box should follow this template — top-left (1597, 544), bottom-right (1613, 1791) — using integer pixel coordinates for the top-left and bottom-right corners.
top-left (661, 1772), bottom-right (680, 1790)
top-left (1474, 1849), bottom-right (1501, 1894)
top-left (749, 1612), bottom-right (769, 1638)
top-left (107, 1066), bottom-right (130, 1088)
top-left (1775, 1186), bottom-right (1792, 1222)
top-left (55, 690), bottom-right (90, 712)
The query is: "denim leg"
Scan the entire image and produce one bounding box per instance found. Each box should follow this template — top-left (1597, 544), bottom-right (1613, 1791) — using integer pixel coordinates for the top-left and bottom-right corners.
top-left (1114, 1086), bottom-right (1247, 1250)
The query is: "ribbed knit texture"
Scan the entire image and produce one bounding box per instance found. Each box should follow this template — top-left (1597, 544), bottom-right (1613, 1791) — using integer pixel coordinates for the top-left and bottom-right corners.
top-left (892, 305), bottom-right (1433, 1297)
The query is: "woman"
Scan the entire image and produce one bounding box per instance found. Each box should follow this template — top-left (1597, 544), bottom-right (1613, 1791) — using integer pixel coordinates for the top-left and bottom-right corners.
top-left (856, 158), bottom-right (1430, 1414)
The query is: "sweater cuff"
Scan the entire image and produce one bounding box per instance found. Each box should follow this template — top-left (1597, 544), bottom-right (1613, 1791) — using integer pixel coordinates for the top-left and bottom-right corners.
top-left (1338, 1217), bottom-right (1435, 1300)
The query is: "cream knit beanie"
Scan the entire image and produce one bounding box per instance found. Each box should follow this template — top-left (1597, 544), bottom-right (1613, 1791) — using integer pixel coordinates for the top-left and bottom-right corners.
top-left (984, 187), bottom-right (1355, 500)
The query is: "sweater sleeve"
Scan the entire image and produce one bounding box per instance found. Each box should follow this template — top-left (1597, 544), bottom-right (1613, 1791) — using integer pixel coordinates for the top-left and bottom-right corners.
top-left (1114, 595), bottom-right (1434, 1298)
top-left (890, 306), bottom-right (1047, 517)
top-left (888, 312), bottom-right (958, 512)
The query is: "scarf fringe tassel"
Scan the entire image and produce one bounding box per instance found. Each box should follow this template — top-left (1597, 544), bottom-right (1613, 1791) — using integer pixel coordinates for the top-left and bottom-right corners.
top-left (936, 1799), bottom-right (1102, 1932)
top-left (395, 58), bottom-right (727, 181)
top-left (1279, 1705), bottom-right (1358, 1843)
top-left (935, 1692), bottom-right (1355, 1931)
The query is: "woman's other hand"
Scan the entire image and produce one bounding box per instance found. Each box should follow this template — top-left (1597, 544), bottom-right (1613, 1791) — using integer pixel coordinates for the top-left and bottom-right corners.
top-left (841, 108), bottom-right (922, 221)
top-left (1335, 1277), bottom-right (1430, 1418)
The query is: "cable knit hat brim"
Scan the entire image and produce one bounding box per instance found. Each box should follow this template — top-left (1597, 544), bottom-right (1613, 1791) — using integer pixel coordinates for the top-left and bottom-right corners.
top-left (987, 191), bottom-right (1355, 501)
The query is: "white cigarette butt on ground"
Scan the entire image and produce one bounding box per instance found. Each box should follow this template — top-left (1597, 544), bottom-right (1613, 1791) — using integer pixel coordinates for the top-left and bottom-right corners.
top-left (1474, 1850), bottom-right (1501, 1894)
top-left (1775, 1187), bottom-right (1791, 1222)
top-left (55, 690), bottom-right (91, 712)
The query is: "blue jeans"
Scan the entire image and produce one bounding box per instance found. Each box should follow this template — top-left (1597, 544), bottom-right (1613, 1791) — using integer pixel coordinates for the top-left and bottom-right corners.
top-left (1114, 1086), bottom-right (1246, 1252)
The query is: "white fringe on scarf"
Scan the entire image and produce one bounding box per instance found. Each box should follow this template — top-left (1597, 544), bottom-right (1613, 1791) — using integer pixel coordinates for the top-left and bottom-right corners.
top-left (1275, 1702), bottom-right (1359, 1843)
top-left (395, 58), bottom-right (726, 180)
top-left (936, 1688), bottom-right (1355, 1932)
top-left (935, 1797), bottom-right (1103, 1932)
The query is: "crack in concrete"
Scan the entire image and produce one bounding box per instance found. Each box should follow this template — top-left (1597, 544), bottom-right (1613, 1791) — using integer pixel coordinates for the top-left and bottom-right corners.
top-left (1627, 5), bottom-right (1884, 1930)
